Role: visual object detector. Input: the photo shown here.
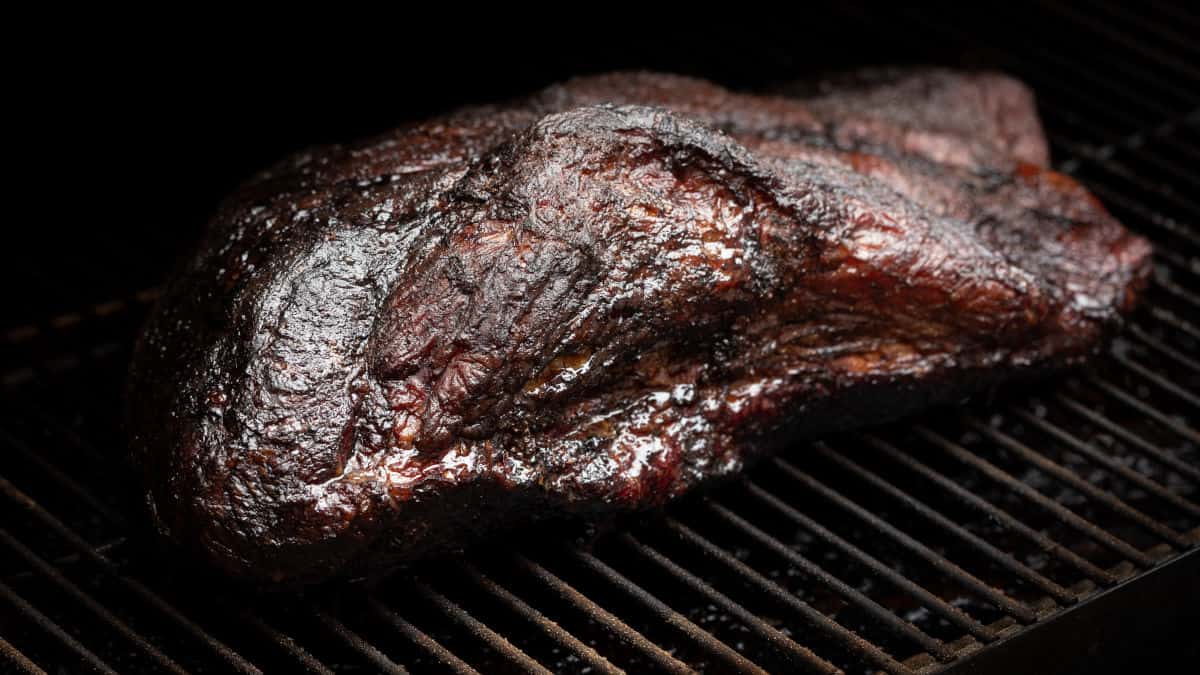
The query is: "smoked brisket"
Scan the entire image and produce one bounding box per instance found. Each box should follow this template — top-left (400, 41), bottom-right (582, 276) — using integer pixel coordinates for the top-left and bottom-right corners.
top-left (127, 70), bottom-right (1152, 582)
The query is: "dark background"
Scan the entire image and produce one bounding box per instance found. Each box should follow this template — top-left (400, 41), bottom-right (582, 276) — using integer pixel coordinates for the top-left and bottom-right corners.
top-left (13, 4), bottom-right (969, 322)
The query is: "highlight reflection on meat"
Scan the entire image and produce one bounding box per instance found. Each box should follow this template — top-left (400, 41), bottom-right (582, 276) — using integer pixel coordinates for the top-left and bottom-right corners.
top-left (128, 70), bottom-right (1151, 583)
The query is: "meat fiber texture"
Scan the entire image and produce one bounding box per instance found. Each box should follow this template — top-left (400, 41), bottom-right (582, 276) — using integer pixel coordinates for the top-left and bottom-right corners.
top-left (127, 69), bottom-right (1152, 583)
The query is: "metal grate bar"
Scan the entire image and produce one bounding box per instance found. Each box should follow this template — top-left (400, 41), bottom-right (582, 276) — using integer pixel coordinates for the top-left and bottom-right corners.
top-left (1011, 406), bottom-right (1200, 516)
top-left (898, 2), bottom-right (1200, 229)
top-left (965, 416), bottom-right (1190, 547)
top-left (999, 36), bottom-right (1180, 120)
top-left (23, 409), bottom-right (113, 466)
top-left (862, 433), bottom-right (1119, 585)
top-left (1111, 353), bottom-right (1200, 411)
top-left (1129, 324), bottom-right (1200, 375)
top-left (1054, 393), bottom-right (1200, 484)
top-left (7, 409), bottom-right (112, 468)
top-left (416, 584), bottom-right (554, 675)
top-left (1121, 147), bottom-right (1200, 195)
top-left (1017, 83), bottom-right (1146, 146)
top-left (0, 428), bottom-right (126, 527)
top-left (694, 504), bottom-right (952, 661)
top-left (1119, 132), bottom-right (1200, 188)
top-left (1042, 2), bottom-right (1200, 82)
top-left (459, 565), bottom-right (621, 675)
top-left (242, 613), bottom-right (335, 675)
top-left (1084, 180), bottom-right (1200, 249)
top-left (315, 611), bottom-right (409, 675)
top-left (368, 598), bottom-right (482, 675)
top-left (3, 538), bottom-right (126, 583)
top-left (1087, 375), bottom-right (1200, 445)
top-left (1153, 275), bottom-right (1200, 312)
top-left (812, 443), bottom-right (1076, 604)
top-left (512, 555), bottom-right (692, 674)
top-left (0, 635), bottom-right (47, 675)
top-left (1056, 122), bottom-right (1200, 190)
top-left (901, 7), bottom-right (1186, 143)
top-left (958, 0), bottom-right (1193, 123)
top-left (1045, 41), bottom-right (1200, 110)
top-left (1037, 29), bottom-right (1200, 115)
top-left (0, 580), bottom-right (117, 675)
top-left (1146, 304), bottom-right (1200, 343)
top-left (1086, 167), bottom-right (1200, 234)
top-left (1046, 86), bottom-right (1165, 147)
top-left (772, 457), bottom-right (1039, 623)
top-left (0, 472), bottom-right (262, 674)
top-left (740, 479), bottom-right (996, 640)
top-left (570, 548), bottom-right (767, 674)
top-left (0, 529), bottom-right (187, 675)
top-left (675, 510), bottom-right (935, 668)
top-left (1043, 101), bottom-right (1137, 151)
top-left (915, 427), bottom-right (1157, 568)
top-left (618, 531), bottom-right (854, 674)
top-left (883, 0), bottom-right (1200, 112)
top-left (2, 415), bottom-right (375, 675)
top-left (1146, 0), bottom-right (1200, 29)
top-left (1022, 8), bottom-right (1200, 105)
top-left (1096, 1), bottom-right (1200, 57)
top-left (1170, 134), bottom-right (1200, 164)
top-left (902, 7), bottom-right (1176, 135)
top-left (1070, 148), bottom-right (1200, 222)
top-left (1150, 251), bottom-right (1200, 285)
top-left (1032, 45), bottom-right (1180, 120)
top-left (899, 13), bottom-right (1200, 214)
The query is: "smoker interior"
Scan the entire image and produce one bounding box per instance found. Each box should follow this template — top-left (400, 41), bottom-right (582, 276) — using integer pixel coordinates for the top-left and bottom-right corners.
top-left (3, 4), bottom-right (1200, 674)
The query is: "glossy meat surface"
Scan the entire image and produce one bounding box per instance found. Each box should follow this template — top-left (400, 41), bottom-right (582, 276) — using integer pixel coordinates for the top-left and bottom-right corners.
top-left (127, 70), bottom-right (1151, 582)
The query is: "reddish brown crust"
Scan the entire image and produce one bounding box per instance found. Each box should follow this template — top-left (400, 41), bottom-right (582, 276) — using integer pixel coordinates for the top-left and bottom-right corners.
top-left (127, 70), bottom-right (1151, 583)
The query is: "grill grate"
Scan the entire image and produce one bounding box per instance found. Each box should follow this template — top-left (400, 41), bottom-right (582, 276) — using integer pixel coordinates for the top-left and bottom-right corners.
top-left (3, 3), bottom-right (1199, 673)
